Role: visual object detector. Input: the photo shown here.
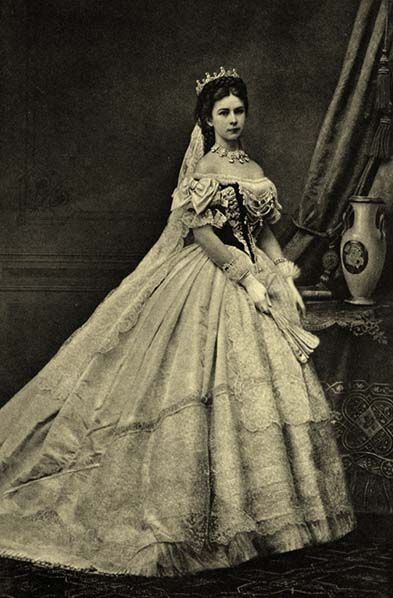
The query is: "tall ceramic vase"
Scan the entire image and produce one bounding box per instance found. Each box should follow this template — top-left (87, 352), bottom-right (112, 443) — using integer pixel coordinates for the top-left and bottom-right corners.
top-left (340, 196), bottom-right (386, 305)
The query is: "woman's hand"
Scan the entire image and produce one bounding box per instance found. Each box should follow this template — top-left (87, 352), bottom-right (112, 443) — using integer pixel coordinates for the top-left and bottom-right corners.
top-left (287, 278), bottom-right (306, 317)
top-left (241, 274), bottom-right (272, 314)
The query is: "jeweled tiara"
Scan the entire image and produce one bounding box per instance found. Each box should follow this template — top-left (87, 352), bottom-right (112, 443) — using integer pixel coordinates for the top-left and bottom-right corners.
top-left (195, 66), bottom-right (240, 96)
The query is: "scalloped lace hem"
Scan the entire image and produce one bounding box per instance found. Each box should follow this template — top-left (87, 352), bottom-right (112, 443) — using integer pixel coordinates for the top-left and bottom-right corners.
top-left (0, 510), bottom-right (356, 578)
top-left (114, 388), bottom-right (333, 438)
top-left (181, 207), bottom-right (227, 231)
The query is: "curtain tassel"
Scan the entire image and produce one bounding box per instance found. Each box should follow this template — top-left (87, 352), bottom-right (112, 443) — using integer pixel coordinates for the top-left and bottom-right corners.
top-left (375, 51), bottom-right (391, 111)
top-left (369, 114), bottom-right (392, 158)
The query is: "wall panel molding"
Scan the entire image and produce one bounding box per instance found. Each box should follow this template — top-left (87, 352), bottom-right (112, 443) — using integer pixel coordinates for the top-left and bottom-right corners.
top-left (15, 209), bottom-right (164, 226)
top-left (0, 252), bottom-right (143, 291)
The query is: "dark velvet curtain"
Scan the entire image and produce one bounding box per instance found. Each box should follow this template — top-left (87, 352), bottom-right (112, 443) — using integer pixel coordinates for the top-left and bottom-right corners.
top-left (283, 0), bottom-right (387, 282)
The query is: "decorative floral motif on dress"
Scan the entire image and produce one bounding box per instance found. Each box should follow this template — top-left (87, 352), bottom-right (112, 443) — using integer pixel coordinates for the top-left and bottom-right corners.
top-left (218, 182), bottom-right (280, 263)
top-left (218, 185), bottom-right (249, 254)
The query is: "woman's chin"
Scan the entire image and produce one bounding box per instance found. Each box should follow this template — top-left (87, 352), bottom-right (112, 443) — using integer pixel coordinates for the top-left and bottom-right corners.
top-left (222, 133), bottom-right (242, 144)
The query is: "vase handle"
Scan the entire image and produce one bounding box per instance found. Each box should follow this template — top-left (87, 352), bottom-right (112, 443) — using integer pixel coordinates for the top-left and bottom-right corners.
top-left (376, 209), bottom-right (386, 239)
top-left (342, 204), bottom-right (353, 232)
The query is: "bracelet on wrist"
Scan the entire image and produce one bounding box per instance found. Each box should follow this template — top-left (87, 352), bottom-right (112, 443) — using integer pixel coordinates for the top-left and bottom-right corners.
top-left (221, 254), bottom-right (251, 283)
top-left (273, 257), bottom-right (287, 265)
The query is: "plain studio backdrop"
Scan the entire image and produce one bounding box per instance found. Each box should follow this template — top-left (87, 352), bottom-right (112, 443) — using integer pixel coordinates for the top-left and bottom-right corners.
top-left (0, 0), bottom-right (359, 405)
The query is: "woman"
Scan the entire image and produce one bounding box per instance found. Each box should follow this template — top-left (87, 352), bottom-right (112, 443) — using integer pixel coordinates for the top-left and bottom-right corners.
top-left (0, 68), bottom-right (355, 577)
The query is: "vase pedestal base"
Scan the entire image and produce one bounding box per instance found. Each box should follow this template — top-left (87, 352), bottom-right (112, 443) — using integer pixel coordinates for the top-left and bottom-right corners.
top-left (344, 297), bottom-right (375, 306)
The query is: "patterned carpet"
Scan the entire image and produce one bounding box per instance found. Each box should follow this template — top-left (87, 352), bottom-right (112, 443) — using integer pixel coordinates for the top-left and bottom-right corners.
top-left (0, 526), bottom-right (391, 598)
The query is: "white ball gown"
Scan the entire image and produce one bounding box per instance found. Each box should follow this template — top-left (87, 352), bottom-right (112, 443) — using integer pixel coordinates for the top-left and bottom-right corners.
top-left (0, 170), bottom-right (355, 577)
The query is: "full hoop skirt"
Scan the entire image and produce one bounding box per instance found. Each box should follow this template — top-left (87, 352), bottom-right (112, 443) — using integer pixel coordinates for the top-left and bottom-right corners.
top-left (0, 237), bottom-right (355, 577)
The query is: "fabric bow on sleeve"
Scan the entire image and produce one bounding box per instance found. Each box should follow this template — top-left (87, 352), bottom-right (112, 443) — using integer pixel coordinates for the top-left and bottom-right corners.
top-left (170, 177), bottom-right (220, 212)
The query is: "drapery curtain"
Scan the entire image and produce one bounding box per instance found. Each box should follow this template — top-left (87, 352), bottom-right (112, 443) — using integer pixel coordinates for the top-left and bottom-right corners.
top-left (283, 0), bottom-right (387, 281)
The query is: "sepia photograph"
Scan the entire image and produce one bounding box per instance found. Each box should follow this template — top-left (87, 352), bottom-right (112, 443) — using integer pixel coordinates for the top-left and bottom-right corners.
top-left (0, 0), bottom-right (392, 596)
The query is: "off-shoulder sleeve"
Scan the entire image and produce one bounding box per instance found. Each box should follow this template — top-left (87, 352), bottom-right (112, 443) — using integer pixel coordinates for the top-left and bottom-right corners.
top-left (171, 176), bottom-right (220, 211)
top-left (266, 199), bottom-right (282, 224)
top-left (264, 180), bottom-right (282, 224)
top-left (171, 176), bottom-right (227, 230)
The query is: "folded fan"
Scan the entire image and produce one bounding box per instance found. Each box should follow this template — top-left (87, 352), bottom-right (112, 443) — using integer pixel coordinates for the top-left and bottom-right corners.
top-left (270, 309), bottom-right (320, 364)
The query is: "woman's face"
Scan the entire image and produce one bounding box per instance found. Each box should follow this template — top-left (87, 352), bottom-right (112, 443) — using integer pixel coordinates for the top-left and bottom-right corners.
top-left (208, 93), bottom-right (246, 147)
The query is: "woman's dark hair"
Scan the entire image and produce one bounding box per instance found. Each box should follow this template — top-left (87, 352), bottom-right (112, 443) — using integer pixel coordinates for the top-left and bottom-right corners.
top-left (195, 76), bottom-right (249, 154)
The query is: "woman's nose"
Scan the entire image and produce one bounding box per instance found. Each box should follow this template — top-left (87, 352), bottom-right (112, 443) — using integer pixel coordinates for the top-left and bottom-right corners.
top-left (229, 112), bottom-right (237, 123)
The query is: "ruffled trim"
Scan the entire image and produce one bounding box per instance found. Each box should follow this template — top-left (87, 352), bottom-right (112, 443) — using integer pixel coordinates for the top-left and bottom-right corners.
top-left (127, 510), bottom-right (356, 577)
top-left (181, 207), bottom-right (227, 230)
top-left (0, 510), bottom-right (356, 578)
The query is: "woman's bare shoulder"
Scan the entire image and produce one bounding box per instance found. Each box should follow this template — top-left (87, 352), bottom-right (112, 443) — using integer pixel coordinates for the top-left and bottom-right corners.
top-left (246, 159), bottom-right (265, 177)
top-left (193, 153), bottom-right (219, 178)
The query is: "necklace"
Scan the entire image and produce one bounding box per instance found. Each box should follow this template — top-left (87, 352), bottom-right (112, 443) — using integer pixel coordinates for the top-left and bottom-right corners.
top-left (211, 143), bottom-right (250, 164)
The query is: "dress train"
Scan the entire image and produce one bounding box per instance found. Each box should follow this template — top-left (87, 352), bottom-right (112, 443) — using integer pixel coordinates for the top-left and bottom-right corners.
top-left (0, 242), bottom-right (355, 576)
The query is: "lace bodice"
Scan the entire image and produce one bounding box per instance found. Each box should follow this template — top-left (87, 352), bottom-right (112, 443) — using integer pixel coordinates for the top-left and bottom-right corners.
top-left (194, 172), bottom-right (277, 197)
top-left (171, 173), bottom-right (282, 262)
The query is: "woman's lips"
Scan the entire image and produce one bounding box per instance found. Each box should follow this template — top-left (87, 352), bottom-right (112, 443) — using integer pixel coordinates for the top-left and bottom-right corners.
top-left (228, 128), bottom-right (240, 133)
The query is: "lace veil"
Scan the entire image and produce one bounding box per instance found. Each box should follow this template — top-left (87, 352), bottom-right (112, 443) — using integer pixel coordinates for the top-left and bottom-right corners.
top-left (172, 123), bottom-right (204, 199)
